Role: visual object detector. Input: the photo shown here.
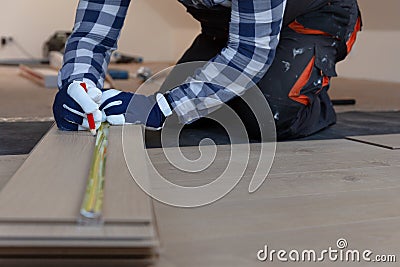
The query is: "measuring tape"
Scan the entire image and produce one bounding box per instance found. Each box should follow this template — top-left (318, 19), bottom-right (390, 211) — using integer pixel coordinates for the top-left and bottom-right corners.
top-left (80, 122), bottom-right (110, 222)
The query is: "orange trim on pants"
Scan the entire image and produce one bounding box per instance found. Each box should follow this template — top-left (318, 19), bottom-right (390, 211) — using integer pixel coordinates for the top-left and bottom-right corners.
top-left (322, 75), bottom-right (330, 88)
top-left (289, 21), bottom-right (331, 36)
top-left (346, 17), bottom-right (361, 54)
top-left (314, 75), bottom-right (330, 94)
top-left (288, 57), bottom-right (315, 106)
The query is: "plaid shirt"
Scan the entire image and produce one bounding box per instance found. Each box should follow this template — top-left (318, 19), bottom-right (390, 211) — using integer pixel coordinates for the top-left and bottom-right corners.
top-left (179, 0), bottom-right (232, 8)
top-left (60, 0), bottom-right (287, 124)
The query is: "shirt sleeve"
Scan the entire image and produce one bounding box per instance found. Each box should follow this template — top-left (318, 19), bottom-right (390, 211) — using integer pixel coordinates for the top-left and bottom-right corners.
top-left (58, 0), bottom-right (131, 90)
top-left (166, 0), bottom-right (287, 124)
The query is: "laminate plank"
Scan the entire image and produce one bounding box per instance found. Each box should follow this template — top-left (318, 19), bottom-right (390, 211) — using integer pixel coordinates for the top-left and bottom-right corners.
top-left (346, 134), bottom-right (400, 149)
top-left (0, 124), bottom-right (160, 258)
top-left (151, 162), bottom-right (400, 198)
top-left (0, 247), bottom-right (155, 256)
top-left (0, 223), bottom-right (154, 240)
top-left (0, 258), bottom-right (154, 267)
top-left (0, 127), bottom-right (93, 222)
top-left (103, 125), bottom-right (152, 223)
top-left (146, 139), bottom-right (400, 179)
top-left (146, 139), bottom-right (400, 266)
top-left (153, 217), bottom-right (400, 267)
top-left (0, 239), bottom-right (159, 249)
top-left (146, 140), bottom-right (400, 241)
top-left (271, 140), bottom-right (400, 174)
top-left (153, 186), bottom-right (400, 244)
top-left (233, 166), bottom-right (400, 200)
top-left (0, 125), bottom-right (152, 223)
top-left (0, 155), bottom-right (27, 189)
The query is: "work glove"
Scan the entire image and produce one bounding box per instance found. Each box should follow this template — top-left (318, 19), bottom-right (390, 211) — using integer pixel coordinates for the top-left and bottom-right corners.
top-left (53, 81), bottom-right (103, 131)
top-left (99, 89), bottom-right (173, 130)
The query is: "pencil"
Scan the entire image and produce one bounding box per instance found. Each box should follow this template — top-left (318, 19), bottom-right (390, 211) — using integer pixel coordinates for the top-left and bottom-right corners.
top-left (80, 82), bottom-right (97, 135)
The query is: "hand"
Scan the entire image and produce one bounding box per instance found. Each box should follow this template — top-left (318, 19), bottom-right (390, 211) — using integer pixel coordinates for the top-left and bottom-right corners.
top-left (53, 81), bottom-right (103, 131)
top-left (100, 89), bottom-right (172, 130)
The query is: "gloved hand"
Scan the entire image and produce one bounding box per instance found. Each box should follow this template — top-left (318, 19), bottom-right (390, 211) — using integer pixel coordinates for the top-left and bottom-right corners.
top-left (100, 89), bottom-right (172, 130)
top-left (53, 81), bottom-right (103, 131)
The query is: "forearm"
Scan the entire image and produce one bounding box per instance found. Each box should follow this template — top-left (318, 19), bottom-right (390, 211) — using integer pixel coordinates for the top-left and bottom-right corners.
top-left (58, 0), bottom-right (131, 90)
top-left (167, 0), bottom-right (287, 124)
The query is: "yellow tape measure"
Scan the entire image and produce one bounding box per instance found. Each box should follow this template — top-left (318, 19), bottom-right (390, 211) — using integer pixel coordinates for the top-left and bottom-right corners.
top-left (80, 123), bottom-right (110, 222)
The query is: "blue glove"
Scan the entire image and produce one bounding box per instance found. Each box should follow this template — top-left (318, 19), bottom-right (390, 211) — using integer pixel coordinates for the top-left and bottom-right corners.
top-left (53, 81), bottom-right (103, 131)
top-left (99, 89), bottom-right (173, 130)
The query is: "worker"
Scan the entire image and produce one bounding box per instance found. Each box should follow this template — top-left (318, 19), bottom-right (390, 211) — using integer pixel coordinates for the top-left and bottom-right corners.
top-left (53, 0), bottom-right (361, 140)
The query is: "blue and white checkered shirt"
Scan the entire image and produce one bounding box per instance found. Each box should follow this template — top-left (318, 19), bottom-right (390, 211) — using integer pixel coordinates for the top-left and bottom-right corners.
top-left (59, 0), bottom-right (287, 124)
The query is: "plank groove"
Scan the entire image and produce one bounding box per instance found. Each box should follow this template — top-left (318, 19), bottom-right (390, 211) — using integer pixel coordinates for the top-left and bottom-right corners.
top-left (346, 134), bottom-right (400, 149)
top-left (0, 125), bottom-right (159, 258)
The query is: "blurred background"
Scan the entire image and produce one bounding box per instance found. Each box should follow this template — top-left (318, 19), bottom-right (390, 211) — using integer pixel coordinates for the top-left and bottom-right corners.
top-left (0, 0), bottom-right (399, 83)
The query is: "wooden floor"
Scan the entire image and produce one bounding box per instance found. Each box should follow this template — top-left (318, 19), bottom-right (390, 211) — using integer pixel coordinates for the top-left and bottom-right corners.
top-left (148, 140), bottom-right (400, 267)
top-left (1, 64), bottom-right (400, 120)
top-left (0, 63), bottom-right (172, 121)
top-left (0, 65), bottom-right (399, 266)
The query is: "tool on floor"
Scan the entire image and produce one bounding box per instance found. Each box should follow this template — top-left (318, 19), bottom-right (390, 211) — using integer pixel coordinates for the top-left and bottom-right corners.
top-left (80, 122), bottom-right (110, 223)
top-left (80, 83), bottom-right (97, 135)
top-left (43, 31), bottom-right (71, 58)
top-left (108, 66), bottom-right (153, 82)
top-left (110, 52), bottom-right (143, 64)
top-left (136, 66), bottom-right (153, 81)
top-left (332, 99), bottom-right (356, 105)
top-left (19, 64), bottom-right (59, 88)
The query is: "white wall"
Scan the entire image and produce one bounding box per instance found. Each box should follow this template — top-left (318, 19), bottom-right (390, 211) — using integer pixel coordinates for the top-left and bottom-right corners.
top-left (119, 0), bottom-right (200, 62)
top-left (0, 0), bottom-right (399, 83)
top-left (0, 0), bottom-right (200, 62)
top-left (337, 0), bottom-right (400, 83)
top-left (337, 30), bottom-right (400, 83)
top-left (0, 1), bottom-right (77, 59)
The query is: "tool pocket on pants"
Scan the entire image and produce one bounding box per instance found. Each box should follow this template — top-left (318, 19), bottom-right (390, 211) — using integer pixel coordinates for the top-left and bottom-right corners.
top-left (288, 44), bottom-right (334, 108)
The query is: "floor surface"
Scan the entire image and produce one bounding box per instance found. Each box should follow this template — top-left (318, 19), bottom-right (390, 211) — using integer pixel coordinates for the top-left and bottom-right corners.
top-left (0, 64), bottom-right (399, 266)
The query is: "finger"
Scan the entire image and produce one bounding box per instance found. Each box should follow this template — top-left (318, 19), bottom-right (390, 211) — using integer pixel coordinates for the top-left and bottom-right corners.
top-left (102, 101), bottom-right (129, 117)
top-left (64, 109), bottom-right (102, 126)
top-left (101, 89), bottom-right (122, 101)
top-left (63, 104), bottom-right (85, 118)
top-left (64, 113), bottom-right (83, 126)
top-left (65, 116), bottom-right (101, 131)
top-left (67, 82), bottom-right (99, 114)
top-left (56, 117), bottom-right (79, 131)
top-left (86, 86), bottom-right (102, 104)
top-left (101, 110), bottom-right (107, 122)
top-left (106, 114), bottom-right (126, 125)
top-left (64, 105), bottom-right (102, 122)
top-left (92, 109), bottom-right (103, 122)
top-left (100, 89), bottom-right (123, 108)
top-left (78, 119), bottom-right (102, 130)
top-left (102, 100), bottom-right (123, 114)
